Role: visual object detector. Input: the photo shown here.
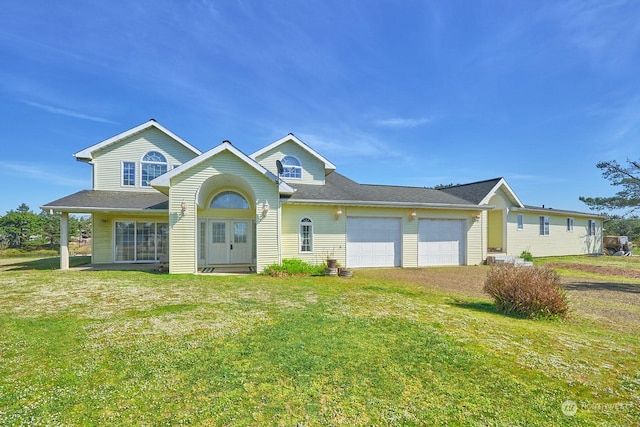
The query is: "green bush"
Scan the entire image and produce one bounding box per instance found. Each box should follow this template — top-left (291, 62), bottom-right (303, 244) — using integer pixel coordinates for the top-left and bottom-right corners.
top-left (483, 265), bottom-right (569, 319)
top-left (519, 250), bottom-right (533, 262)
top-left (263, 258), bottom-right (325, 277)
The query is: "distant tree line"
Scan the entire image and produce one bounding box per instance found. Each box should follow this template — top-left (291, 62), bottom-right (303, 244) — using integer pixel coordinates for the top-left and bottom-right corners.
top-left (0, 203), bottom-right (91, 251)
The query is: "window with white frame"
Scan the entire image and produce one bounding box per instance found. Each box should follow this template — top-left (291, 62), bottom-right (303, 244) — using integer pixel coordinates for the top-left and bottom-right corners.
top-left (280, 155), bottom-right (302, 179)
top-left (122, 161), bottom-right (135, 186)
top-left (141, 151), bottom-right (168, 187)
top-left (517, 214), bottom-right (523, 230)
top-left (539, 216), bottom-right (550, 236)
top-left (114, 221), bottom-right (168, 262)
top-left (567, 218), bottom-right (574, 231)
top-left (300, 217), bottom-right (313, 253)
top-left (588, 219), bottom-right (596, 236)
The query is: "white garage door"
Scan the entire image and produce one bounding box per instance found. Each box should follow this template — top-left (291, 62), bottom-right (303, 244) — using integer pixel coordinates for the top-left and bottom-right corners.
top-left (418, 219), bottom-right (466, 266)
top-left (347, 217), bottom-right (401, 268)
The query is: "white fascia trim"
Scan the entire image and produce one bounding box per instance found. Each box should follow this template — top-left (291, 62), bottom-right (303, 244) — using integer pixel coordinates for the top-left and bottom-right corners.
top-left (479, 178), bottom-right (524, 207)
top-left (250, 133), bottom-right (337, 171)
top-left (511, 206), bottom-right (604, 218)
top-left (40, 206), bottom-right (168, 214)
top-left (283, 199), bottom-right (494, 211)
top-left (150, 141), bottom-right (295, 193)
top-left (73, 120), bottom-right (202, 161)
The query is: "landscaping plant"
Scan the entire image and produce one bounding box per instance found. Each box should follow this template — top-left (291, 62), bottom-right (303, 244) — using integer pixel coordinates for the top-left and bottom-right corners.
top-left (262, 258), bottom-right (325, 276)
top-left (483, 264), bottom-right (569, 319)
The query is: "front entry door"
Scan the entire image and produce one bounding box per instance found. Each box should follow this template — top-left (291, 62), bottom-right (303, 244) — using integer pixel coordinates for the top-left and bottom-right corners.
top-left (206, 219), bottom-right (251, 265)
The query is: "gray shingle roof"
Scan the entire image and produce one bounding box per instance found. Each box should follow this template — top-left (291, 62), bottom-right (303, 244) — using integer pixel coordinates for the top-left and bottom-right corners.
top-left (41, 190), bottom-right (168, 212)
top-left (437, 178), bottom-right (502, 204)
top-left (286, 172), bottom-right (478, 207)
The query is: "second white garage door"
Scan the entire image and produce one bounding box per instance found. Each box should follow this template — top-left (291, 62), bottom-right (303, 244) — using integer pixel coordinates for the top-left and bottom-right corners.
top-left (418, 219), bottom-right (466, 266)
top-left (347, 217), bottom-right (401, 268)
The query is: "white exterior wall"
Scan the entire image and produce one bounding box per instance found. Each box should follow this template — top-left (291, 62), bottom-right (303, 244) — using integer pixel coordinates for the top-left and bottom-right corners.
top-left (254, 140), bottom-right (326, 185)
top-left (92, 128), bottom-right (198, 191)
top-left (506, 212), bottom-right (602, 257)
top-left (168, 150), bottom-right (280, 274)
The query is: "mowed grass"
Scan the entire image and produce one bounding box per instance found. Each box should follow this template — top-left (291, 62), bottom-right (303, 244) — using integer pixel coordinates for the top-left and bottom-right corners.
top-left (0, 258), bottom-right (638, 425)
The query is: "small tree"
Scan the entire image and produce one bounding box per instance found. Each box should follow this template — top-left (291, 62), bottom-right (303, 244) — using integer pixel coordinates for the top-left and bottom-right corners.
top-left (579, 159), bottom-right (640, 216)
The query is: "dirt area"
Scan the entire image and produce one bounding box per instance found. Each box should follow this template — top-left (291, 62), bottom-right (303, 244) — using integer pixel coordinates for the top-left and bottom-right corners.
top-left (545, 262), bottom-right (640, 279)
top-left (360, 265), bottom-right (640, 331)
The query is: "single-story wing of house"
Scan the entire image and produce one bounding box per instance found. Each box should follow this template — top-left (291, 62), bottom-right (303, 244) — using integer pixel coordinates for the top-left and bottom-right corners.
top-left (42, 119), bottom-right (604, 273)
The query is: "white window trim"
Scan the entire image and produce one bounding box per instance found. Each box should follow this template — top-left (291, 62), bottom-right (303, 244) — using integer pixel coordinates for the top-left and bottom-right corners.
top-left (588, 219), bottom-right (597, 236)
top-left (121, 161), bottom-right (136, 187)
top-left (299, 217), bottom-right (313, 253)
top-left (567, 217), bottom-right (574, 232)
top-left (280, 155), bottom-right (303, 180)
top-left (140, 151), bottom-right (168, 187)
top-left (539, 216), bottom-right (550, 236)
top-left (517, 214), bottom-right (523, 230)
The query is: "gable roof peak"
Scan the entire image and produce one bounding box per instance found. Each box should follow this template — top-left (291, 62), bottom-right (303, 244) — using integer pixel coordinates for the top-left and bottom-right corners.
top-left (250, 133), bottom-right (336, 171)
top-left (73, 119), bottom-right (202, 161)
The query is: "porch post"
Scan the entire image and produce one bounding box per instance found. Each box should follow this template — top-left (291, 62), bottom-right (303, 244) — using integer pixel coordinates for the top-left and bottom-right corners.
top-left (60, 212), bottom-right (69, 270)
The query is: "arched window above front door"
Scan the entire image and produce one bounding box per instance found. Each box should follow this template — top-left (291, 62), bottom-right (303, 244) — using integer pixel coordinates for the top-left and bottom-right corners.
top-left (210, 191), bottom-right (249, 209)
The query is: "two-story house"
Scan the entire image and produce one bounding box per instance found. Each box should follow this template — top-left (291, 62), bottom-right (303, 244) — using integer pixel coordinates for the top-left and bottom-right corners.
top-left (42, 119), bottom-right (604, 273)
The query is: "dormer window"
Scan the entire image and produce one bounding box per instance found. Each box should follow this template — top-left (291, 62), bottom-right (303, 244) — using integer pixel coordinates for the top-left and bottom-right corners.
top-left (280, 155), bottom-right (302, 179)
top-left (141, 151), bottom-right (168, 187)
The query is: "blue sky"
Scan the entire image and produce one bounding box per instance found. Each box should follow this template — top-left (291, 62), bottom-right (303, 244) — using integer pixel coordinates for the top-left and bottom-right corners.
top-left (2, 0), bottom-right (640, 215)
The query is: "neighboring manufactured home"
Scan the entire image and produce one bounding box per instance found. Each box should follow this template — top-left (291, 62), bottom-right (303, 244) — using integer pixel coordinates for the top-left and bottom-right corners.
top-left (42, 120), bottom-right (604, 273)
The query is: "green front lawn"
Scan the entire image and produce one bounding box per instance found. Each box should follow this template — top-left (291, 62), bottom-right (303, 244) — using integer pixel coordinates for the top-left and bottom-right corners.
top-left (0, 258), bottom-right (638, 425)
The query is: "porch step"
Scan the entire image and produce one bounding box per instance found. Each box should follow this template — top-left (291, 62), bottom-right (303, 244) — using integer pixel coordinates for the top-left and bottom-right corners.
top-left (486, 255), bottom-right (533, 267)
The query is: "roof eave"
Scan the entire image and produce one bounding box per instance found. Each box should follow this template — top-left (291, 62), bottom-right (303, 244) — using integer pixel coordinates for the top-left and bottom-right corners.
top-left (40, 205), bottom-right (168, 214)
top-left (282, 199), bottom-right (493, 210)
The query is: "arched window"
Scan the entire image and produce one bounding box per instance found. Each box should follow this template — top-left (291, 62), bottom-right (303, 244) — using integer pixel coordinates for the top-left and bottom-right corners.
top-left (300, 217), bottom-right (313, 253)
top-left (141, 151), bottom-right (168, 187)
top-left (211, 191), bottom-right (249, 209)
top-left (280, 155), bottom-right (302, 179)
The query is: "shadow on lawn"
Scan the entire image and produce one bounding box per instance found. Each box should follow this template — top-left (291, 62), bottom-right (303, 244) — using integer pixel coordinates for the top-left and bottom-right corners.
top-left (449, 299), bottom-right (529, 319)
top-left (562, 281), bottom-right (640, 294)
top-left (2, 256), bottom-right (92, 271)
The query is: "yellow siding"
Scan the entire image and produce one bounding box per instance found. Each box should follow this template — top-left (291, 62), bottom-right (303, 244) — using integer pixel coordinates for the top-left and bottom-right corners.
top-left (280, 205), bottom-right (482, 267)
top-left (506, 212), bottom-right (602, 257)
top-left (280, 204), bottom-right (347, 265)
top-left (254, 140), bottom-right (326, 185)
top-left (92, 128), bottom-right (198, 191)
top-left (168, 150), bottom-right (280, 273)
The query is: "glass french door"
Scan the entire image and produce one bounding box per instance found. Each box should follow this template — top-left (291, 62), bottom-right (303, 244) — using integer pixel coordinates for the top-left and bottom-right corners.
top-left (201, 219), bottom-right (251, 265)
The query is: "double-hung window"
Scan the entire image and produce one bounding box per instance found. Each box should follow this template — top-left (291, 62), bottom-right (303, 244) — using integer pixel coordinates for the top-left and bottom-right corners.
top-left (567, 218), bottom-right (574, 231)
top-left (300, 217), bottom-right (313, 253)
top-left (539, 216), bottom-right (550, 236)
top-left (588, 220), bottom-right (596, 236)
top-left (122, 161), bottom-right (135, 186)
top-left (517, 214), bottom-right (523, 230)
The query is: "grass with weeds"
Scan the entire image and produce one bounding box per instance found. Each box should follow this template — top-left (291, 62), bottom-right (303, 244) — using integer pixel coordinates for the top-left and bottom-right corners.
top-left (0, 257), bottom-right (638, 425)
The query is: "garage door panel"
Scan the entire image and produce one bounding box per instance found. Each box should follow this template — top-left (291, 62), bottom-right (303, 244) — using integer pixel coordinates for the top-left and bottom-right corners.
top-left (418, 219), bottom-right (466, 266)
top-left (347, 218), bottom-right (401, 268)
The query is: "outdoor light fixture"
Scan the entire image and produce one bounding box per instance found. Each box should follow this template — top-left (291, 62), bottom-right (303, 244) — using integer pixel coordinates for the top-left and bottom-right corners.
top-left (335, 208), bottom-right (343, 219)
top-left (409, 210), bottom-right (417, 220)
top-left (180, 200), bottom-right (187, 215)
top-left (262, 200), bottom-right (270, 216)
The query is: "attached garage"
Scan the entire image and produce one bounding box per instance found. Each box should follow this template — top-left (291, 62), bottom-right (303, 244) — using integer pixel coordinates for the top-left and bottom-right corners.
top-left (418, 219), bottom-right (466, 266)
top-left (346, 217), bottom-right (401, 268)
